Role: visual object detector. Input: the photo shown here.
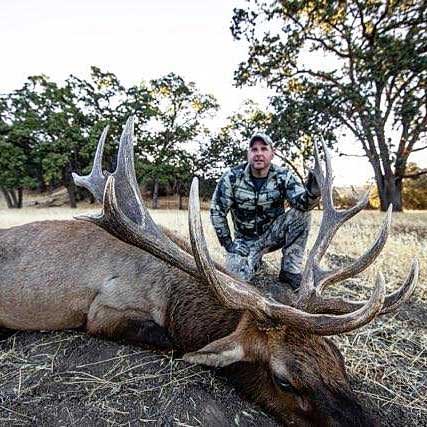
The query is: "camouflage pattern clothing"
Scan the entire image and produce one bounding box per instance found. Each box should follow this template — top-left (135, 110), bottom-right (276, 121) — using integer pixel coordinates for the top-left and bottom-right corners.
top-left (210, 162), bottom-right (319, 281)
top-left (224, 208), bottom-right (311, 281)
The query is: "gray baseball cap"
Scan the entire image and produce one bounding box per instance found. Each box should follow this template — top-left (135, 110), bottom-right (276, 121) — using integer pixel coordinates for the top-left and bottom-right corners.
top-left (249, 132), bottom-right (274, 148)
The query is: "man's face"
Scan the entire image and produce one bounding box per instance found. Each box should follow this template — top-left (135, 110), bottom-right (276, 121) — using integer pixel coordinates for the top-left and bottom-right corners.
top-left (248, 140), bottom-right (274, 172)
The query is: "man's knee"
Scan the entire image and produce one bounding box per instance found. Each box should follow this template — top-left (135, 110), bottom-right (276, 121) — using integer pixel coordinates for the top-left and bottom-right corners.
top-left (286, 208), bottom-right (311, 228)
top-left (280, 208), bottom-right (311, 253)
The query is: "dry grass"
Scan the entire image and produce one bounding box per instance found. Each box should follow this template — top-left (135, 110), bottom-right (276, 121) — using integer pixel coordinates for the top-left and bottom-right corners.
top-left (0, 204), bottom-right (426, 425)
top-left (3, 206), bottom-right (425, 296)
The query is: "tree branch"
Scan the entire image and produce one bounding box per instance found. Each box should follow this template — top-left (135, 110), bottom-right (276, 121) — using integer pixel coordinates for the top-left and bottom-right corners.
top-left (305, 36), bottom-right (349, 58)
top-left (274, 151), bottom-right (305, 182)
top-left (338, 152), bottom-right (366, 158)
top-left (403, 169), bottom-right (427, 179)
top-left (384, 72), bottom-right (419, 124)
top-left (411, 144), bottom-right (427, 153)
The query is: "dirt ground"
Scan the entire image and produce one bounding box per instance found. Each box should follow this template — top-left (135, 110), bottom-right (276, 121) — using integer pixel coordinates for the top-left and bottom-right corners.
top-left (0, 272), bottom-right (426, 427)
top-left (0, 330), bottom-right (279, 427)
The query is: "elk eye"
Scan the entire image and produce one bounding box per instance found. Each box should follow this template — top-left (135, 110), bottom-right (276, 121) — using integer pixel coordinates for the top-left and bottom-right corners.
top-left (274, 375), bottom-right (295, 394)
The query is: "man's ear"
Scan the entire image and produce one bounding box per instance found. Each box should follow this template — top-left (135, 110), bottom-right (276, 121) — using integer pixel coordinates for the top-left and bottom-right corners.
top-left (183, 332), bottom-right (246, 367)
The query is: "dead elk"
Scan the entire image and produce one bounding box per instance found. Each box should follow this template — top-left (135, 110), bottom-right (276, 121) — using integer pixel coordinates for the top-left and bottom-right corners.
top-left (0, 118), bottom-right (419, 426)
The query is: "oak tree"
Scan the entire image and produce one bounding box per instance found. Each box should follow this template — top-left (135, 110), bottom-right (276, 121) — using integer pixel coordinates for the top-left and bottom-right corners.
top-left (232, 0), bottom-right (427, 210)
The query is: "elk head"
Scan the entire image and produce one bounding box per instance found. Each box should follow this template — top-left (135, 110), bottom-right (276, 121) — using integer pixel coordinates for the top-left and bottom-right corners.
top-left (73, 117), bottom-right (418, 426)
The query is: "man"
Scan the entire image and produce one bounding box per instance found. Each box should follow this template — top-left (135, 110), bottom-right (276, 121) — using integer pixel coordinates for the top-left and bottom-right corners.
top-left (210, 133), bottom-right (320, 290)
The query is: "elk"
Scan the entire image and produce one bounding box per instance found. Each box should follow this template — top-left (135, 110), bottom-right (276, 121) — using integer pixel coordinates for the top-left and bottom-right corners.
top-left (0, 118), bottom-right (418, 426)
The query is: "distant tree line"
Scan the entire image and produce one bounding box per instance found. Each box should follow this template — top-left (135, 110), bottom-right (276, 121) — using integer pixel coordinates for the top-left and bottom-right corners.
top-left (0, 68), bottom-right (324, 209)
top-left (0, 68), bottom-right (220, 208)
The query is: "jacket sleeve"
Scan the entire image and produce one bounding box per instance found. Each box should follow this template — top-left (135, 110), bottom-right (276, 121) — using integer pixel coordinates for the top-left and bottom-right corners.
top-left (210, 171), bottom-right (234, 248)
top-left (284, 170), bottom-right (320, 211)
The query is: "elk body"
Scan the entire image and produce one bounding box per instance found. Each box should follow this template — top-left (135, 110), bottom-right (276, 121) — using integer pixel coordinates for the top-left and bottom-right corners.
top-left (0, 119), bottom-right (419, 426)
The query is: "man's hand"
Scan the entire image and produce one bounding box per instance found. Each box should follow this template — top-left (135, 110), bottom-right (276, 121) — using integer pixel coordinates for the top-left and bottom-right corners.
top-left (225, 241), bottom-right (250, 257)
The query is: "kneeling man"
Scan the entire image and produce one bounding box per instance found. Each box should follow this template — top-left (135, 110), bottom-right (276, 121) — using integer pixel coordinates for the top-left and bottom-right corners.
top-left (210, 133), bottom-right (320, 290)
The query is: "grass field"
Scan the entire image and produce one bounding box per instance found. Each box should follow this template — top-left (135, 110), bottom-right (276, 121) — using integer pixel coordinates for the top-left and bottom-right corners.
top-left (0, 203), bottom-right (426, 425)
top-left (1, 204), bottom-right (425, 300)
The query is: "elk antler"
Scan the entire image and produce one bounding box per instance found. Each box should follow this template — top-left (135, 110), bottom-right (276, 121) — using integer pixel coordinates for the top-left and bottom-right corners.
top-left (73, 117), bottom-right (164, 238)
top-left (75, 119), bottom-right (418, 336)
top-left (87, 150), bottom-right (387, 334)
top-left (296, 141), bottom-right (419, 315)
top-left (306, 258), bottom-right (419, 315)
top-left (72, 126), bottom-right (110, 203)
top-left (74, 119), bottom-right (283, 319)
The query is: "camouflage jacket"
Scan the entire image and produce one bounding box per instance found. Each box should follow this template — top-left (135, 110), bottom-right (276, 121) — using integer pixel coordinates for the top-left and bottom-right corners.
top-left (210, 162), bottom-right (320, 247)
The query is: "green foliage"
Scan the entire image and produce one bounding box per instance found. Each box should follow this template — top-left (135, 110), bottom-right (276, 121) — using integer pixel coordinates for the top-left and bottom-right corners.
top-left (138, 73), bottom-right (219, 204)
top-left (0, 83), bottom-right (43, 195)
top-left (199, 100), bottom-right (264, 180)
top-left (232, 0), bottom-right (427, 211)
top-left (0, 140), bottom-right (36, 190)
top-left (0, 68), bottom-right (218, 208)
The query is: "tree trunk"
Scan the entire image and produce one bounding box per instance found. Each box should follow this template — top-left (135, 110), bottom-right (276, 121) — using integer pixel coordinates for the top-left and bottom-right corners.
top-left (1, 187), bottom-right (23, 208)
top-left (64, 174), bottom-right (77, 208)
top-left (377, 175), bottom-right (403, 212)
top-left (35, 169), bottom-right (46, 193)
top-left (1, 188), bottom-right (13, 208)
top-left (17, 188), bottom-right (23, 208)
top-left (10, 190), bottom-right (19, 207)
top-left (66, 183), bottom-right (77, 208)
top-left (367, 151), bottom-right (403, 212)
top-left (176, 180), bottom-right (184, 210)
top-left (152, 178), bottom-right (160, 209)
top-left (64, 165), bottom-right (78, 208)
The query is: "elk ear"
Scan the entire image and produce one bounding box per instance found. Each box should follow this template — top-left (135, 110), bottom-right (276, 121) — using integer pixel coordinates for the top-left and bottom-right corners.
top-left (183, 333), bottom-right (246, 368)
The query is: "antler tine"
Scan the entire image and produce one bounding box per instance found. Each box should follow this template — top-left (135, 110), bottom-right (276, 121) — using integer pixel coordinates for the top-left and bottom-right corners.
top-left (188, 177), bottom-right (271, 319)
top-left (108, 116), bottom-right (148, 227)
top-left (378, 258), bottom-right (419, 314)
top-left (298, 141), bottom-right (371, 306)
top-left (311, 258), bottom-right (419, 315)
top-left (72, 125), bottom-right (110, 202)
top-left (76, 117), bottom-right (164, 239)
top-left (313, 206), bottom-right (392, 293)
top-left (312, 138), bottom-right (332, 210)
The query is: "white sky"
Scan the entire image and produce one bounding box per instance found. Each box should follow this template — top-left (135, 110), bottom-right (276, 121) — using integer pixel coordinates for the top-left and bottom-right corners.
top-left (1, 0), bottom-right (425, 185)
